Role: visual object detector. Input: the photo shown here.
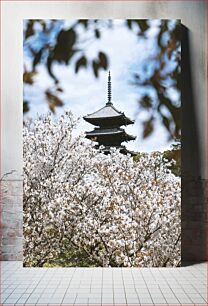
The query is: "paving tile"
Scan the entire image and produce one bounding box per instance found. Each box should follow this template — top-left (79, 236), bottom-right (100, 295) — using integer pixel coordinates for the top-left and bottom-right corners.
top-left (28, 293), bottom-right (41, 298)
top-left (88, 296), bottom-right (102, 302)
top-left (77, 291), bottom-right (90, 297)
top-left (37, 297), bottom-right (51, 303)
top-left (188, 294), bottom-right (206, 303)
top-left (114, 292), bottom-right (126, 296)
top-left (1, 295), bottom-right (11, 303)
top-left (1, 284), bottom-right (10, 289)
top-left (139, 298), bottom-right (153, 303)
top-left (137, 293), bottom-right (151, 298)
top-left (10, 289), bottom-right (25, 294)
top-left (148, 289), bottom-right (163, 294)
top-left (26, 296), bottom-right (40, 303)
top-left (165, 297), bottom-right (180, 303)
top-left (126, 294), bottom-right (138, 298)
top-left (102, 297), bottom-right (114, 303)
top-left (24, 288), bottom-right (34, 294)
top-left (88, 293), bottom-right (102, 298)
top-left (126, 297), bottom-right (140, 303)
top-left (162, 293), bottom-right (177, 299)
top-left (44, 295), bottom-right (64, 303)
top-left (135, 285), bottom-right (148, 289)
top-left (198, 292), bottom-right (207, 299)
top-left (2, 289), bottom-right (15, 294)
top-left (152, 299), bottom-right (167, 304)
top-left (102, 293), bottom-right (114, 299)
top-left (16, 284), bottom-right (29, 289)
top-left (32, 289), bottom-right (44, 294)
top-left (161, 291), bottom-right (175, 297)
top-left (88, 301), bottom-right (102, 305)
top-left (75, 297), bottom-right (89, 304)
top-left (41, 289), bottom-right (55, 294)
top-left (66, 288), bottom-right (79, 293)
top-left (103, 283), bottom-right (113, 286)
top-left (136, 289), bottom-right (149, 294)
top-left (114, 298), bottom-right (127, 303)
top-left (176, 296), bottom-right (192, 303)
top-left (90, 288), bottom-right (102, 293)
top-left (7, 293), bottom-right (22, 300)
top-left (51, 298), bottom-right (65, 304)
top-left (62, 296), bottom-right (76, 303)
top-left (53, 288), bottom-right (67, 294)
top-left (3, 298), bottom-right (20, 304)
top-left (102, 289), bottom-right (114, 294)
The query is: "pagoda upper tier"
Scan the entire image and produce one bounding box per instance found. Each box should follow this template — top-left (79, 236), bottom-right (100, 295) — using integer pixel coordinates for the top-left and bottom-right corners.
top-left (83, 104), bottom-right (134, 128)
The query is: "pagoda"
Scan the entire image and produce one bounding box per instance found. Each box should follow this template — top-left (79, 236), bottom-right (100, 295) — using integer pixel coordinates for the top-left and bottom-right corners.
top-left (83, 71), bottom-right (136, 155)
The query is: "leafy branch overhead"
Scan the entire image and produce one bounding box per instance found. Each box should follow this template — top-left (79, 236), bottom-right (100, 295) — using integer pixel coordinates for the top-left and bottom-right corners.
top-left (23, 19), bottom-right (181, 141)
top-left (24, 20), bottom-right (110, 82)
top-left (131, 20), bottom-right (181, 140)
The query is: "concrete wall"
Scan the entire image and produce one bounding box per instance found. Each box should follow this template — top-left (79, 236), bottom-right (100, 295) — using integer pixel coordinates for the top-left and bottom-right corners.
top-left (0, 181), bottom-right (22, 260)
top-left (1, 1), bottom-right (207, 262)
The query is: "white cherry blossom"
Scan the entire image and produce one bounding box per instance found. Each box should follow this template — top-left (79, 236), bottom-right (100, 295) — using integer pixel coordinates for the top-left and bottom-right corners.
top-left (23, 111), bottom-right (181, 267)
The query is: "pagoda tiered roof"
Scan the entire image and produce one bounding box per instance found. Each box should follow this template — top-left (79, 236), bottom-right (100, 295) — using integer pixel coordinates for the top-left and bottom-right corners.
top-left (84, 103), bottom-right (134, 126)
top-left (83, 71), bottom-right (136, 155)
top-left (85, 127), bottom-right (136, 141)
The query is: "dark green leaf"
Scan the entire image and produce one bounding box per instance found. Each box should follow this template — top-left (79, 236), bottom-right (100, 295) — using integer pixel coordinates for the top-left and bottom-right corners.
top-left (78, 19), bottom-right (88, 29)
top-left (140, 95), bottom-right (152, 109)
top-left (95, 29), bottom-right (101, 39)
top-left (46, 56), bottom-right (58, 83)
top-left (75, 56), bottom-right (87, 73)
top-left (48, 103), bottom-right (55, 114)
top-left (158, 93), bottom-right (181, 137)
top-left (53, 28), bottom-right (76, 63)
top-left (142, 118), bottom-right (154, 138)
top-left (161, 114), bottom-right (171, 132)
top-left (157, 20), bottom-right (169, 48)
top-left (57, 28), bottom-right (76, 47)
top-left (98, 52), bottom-right (108, 70)
top-left (39, 20), bottom-right (46, 32)
top-left (92, 60), bottom-right (99, 78)
top-left (23, 101), bottom-right (30, 113)
top-left (46, 90), bottom-right (64, 107)
top-left (137, 20), bottom-right (149, 33)
top-left (56, 87), bottom-right (64, 92)
top-left (23, 70), bottom-right (37, 84)
top-left (24, 20), bottom-right (34, 40)
top-left (32, 48), bottom-right (43, 70)
top-left (126, 20), bottom-right (133, 29)
top-left (163, 147), bottom-right (181, 176)
top-left (171, 21), bottom-right (181, 42)
top-left (46, 90), bottom-right (64, 113)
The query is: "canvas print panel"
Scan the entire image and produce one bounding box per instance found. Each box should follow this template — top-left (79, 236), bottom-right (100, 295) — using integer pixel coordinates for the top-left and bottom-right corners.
top-left (23, 19), bottom-right (181, 267)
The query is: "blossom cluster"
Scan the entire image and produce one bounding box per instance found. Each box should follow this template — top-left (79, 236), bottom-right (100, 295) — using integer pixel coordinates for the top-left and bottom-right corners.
top-left (23, 111), bottom-right (181, 267)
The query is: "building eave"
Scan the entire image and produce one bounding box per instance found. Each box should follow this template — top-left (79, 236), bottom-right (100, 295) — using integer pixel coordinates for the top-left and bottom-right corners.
top-left (85, 128), bottom-right (136, 140)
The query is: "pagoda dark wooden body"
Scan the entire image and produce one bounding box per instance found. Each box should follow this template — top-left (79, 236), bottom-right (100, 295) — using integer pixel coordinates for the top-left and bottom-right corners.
top-left (83, 72), bottom-right (136, 155)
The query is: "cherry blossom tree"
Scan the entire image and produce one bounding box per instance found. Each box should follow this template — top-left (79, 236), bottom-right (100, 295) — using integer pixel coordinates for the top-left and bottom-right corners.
top-left (23, 111), bottom-right (181, 267)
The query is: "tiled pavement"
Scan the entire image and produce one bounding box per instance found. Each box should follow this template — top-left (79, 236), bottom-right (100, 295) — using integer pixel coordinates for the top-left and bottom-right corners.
top-left (0, 261), bottom-right (207, 305)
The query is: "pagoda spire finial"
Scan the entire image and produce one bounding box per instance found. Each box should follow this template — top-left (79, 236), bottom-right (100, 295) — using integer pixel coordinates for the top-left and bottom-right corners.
top-left (107, 71), bottom-right (112, 105)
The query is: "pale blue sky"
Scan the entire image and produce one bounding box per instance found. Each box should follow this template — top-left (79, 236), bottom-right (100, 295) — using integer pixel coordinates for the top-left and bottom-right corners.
top-left (24, 19), bottom-right (179, 152)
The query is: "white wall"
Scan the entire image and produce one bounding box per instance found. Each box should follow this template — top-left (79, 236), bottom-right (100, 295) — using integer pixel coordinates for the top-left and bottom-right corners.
top-left (1, 1), bottom-right (207, 180)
